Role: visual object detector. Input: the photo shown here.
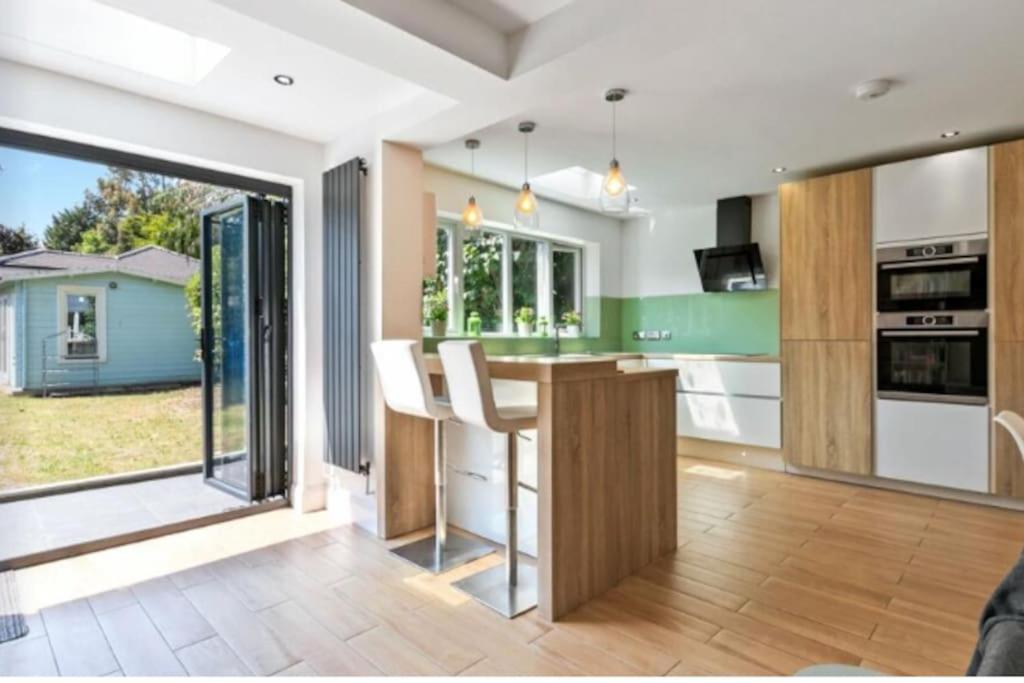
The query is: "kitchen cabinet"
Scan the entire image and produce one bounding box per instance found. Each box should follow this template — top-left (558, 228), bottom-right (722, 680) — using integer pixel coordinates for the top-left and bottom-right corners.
top-left (992, 140), bottom-right (1024, 343)
top-left (874, 147), bottom-right (988, 245)
top-left (780, 169), bottom-right (873, 341)
top-left (993, 342), bottom-right (1024, 498)
top-left (647, 358), bottom-right (781, 449)
top-left (782, 340), bottom-right (872, 475)
top-left (875, 399), bottom-right (989, 493)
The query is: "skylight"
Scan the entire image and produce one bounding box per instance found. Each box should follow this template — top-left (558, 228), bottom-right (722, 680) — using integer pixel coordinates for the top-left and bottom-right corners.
top-left (0, 0), bottom-right (230, 86)
top-left (530, 166), bottom-right (638, 212)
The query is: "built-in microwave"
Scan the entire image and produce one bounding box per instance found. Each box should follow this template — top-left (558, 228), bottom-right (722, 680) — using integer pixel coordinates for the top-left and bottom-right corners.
top-left (876, 237), bottom-right (987, 312)
top-left (876, 311), bottom-right (988, 404)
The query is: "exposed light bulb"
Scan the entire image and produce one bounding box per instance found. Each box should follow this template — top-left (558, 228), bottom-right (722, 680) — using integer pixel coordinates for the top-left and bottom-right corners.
top-left (603, 160), bottom-right (627, 197)
top-left (462, 196), bottom-right (483, 228)
top-left (514, 182), bottom-right (539, 229)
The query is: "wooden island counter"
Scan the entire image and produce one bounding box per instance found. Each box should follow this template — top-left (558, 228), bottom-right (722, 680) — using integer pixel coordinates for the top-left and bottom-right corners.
top-left (381, 353), bottom-right (678, 621)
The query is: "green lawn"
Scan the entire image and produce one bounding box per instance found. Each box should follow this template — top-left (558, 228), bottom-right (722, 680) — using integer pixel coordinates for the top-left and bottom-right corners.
top-left (0, 386), bottom-right (202, 491)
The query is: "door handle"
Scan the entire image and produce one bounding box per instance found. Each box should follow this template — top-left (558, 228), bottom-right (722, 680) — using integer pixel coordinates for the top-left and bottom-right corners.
top-left (450, 466), bottom-right (488, 482)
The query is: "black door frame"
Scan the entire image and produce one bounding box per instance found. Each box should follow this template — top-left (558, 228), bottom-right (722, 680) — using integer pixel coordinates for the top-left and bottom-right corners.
top-left (0, 126), bottom-right (294, 504)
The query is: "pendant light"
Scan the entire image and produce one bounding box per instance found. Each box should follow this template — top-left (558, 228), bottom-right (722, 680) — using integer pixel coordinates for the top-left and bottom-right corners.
top-left (600, 88), bottom-right (630, 213)
top-left (461, 139), bottom-right (484, 229)
top-left (514, 121), bottom-right (539, 229)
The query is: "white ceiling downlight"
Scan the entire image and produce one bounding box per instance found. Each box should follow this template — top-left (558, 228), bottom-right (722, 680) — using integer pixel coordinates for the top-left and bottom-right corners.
top-left (0, 0), bottom-right (230, 86)
top-left (772, 166), bottom-right (787, 174)
top-left (273, 74), bottom-right (294, 86)
top-left (940, 130), bottom-right (961, 139)
top-left (853, 78), bottom-right (893, 101)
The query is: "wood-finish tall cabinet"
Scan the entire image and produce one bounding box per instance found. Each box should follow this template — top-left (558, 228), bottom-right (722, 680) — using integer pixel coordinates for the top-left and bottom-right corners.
top-left (780, 169), bottom-right (874, 475)
top-left (991, 140), bottom-right (1024, 497)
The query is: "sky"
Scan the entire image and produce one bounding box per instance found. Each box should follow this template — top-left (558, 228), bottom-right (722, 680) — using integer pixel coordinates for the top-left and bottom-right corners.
top-left (0, 145), bottom-right (106, 240)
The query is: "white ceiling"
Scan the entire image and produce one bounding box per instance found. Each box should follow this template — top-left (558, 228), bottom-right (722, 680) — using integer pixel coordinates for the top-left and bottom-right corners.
top-left (445, 0), bottom-right (576, 34)
top-left (0, 0), bottom-right (455, 142)
top-left (4, 0), bottom-right (1024, 216)
top-left (421, 0), bottom-right (1024, 213)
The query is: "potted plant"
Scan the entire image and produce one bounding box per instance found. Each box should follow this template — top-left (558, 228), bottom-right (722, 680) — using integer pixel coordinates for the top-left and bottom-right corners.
top-left (561, 310), bottom-right (582, 337)
top-left (515, 307), bottom-right (536, 337)
top-left (537, 316), bottom-right (549, 337)
top-left (422, 279), bottom-right (449, 337)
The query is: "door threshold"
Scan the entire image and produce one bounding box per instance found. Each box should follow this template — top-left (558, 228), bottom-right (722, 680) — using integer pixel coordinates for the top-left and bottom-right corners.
top-left (0, 498), bottom-right (287, 571)
top-left (0, 462), bottom-right (203, 504)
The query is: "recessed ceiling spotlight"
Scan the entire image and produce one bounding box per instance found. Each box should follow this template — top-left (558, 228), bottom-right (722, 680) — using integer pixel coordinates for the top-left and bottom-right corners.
top-left (940, 130), bottom-right (960, 139)
top-left (273, 74), bottom-right (294, 86)
top-left (853, 78), bottom-right (893, 101)
top-left (772, 166), bottom-right (787, 174)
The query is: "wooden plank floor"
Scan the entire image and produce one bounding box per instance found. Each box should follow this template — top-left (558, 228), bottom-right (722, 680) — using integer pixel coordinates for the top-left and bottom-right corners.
top-left (4, 456), bottom-right (1022, 676)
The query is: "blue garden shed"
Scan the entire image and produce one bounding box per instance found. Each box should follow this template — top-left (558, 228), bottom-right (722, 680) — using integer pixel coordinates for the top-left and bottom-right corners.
top-left (0, 246), bottom-right (200, 394)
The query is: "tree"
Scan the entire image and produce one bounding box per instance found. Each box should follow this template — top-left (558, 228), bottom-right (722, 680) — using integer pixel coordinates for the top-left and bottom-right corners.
top-left (44, 200), bottom-right (100, 251)
top-left (0, 223), bottom-right (38, 255)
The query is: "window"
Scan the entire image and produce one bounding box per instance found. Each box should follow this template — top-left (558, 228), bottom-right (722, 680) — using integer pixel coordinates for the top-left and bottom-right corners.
top-left (57, 286), bottom-right (106, 361)
top-left (462, 230), bottom-right (504, 333)
top-left (552, 247), bottom-right (582, 323)
top-left (433, 219), bottom-right (584, 335)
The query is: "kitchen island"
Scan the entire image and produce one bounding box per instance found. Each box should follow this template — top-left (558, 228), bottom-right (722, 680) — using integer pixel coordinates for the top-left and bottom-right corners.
top-left (380, 353), bottom-right (678, 621)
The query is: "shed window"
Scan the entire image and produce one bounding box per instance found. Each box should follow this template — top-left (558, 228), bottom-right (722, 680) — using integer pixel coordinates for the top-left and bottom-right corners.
top-left (57, 286), bottom-right (107, 361)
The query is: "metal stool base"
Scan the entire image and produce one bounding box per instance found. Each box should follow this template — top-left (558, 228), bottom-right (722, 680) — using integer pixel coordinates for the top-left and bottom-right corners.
top-left (453, 561), bottom-right (538, 618)
top-left (389, 534), bottom-right (494, 574)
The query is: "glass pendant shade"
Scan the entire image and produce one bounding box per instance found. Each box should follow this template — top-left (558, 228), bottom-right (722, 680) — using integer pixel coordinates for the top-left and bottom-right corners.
top-left (600, 159), bottom-right (630, 212)
top-left (514, 182), bottom-right (539, 229)
top-left (462, 195), bottom-right (484, 228)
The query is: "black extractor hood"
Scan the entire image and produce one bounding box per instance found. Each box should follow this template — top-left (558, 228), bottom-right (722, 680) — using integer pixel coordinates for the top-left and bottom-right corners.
top-left (693, 196), bottom-right (766, 292)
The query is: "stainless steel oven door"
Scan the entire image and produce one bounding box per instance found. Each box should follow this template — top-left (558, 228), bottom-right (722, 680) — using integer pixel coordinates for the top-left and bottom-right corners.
top-left (876, 238), bottom-right (987, 312)
top-left (876, 314), bottom-right (988, 404)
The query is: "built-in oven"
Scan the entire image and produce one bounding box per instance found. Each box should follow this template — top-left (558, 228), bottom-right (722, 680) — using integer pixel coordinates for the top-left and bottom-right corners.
top-left (876, 237), bottom-right (987, 312)
top-left (876, 311), bottom-right (988, 404)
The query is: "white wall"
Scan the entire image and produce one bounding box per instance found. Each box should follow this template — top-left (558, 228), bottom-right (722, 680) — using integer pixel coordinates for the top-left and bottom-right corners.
top-left (423, 165), bottom-right (625, 297)
top-left (0, 59), bottom-right (329, 512)
top-left (620, 194), bottom-right (779, 298)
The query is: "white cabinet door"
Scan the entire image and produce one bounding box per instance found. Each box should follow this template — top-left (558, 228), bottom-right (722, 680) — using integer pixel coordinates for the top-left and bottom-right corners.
top-left (874, 147), bottom-right (988, 244)
top-left (445, 423), bottom-right (538, 558)
top-left (875, 399), bottom-right (989, 492)
top-left (677, 360), bottom-right (780, 398)
top-left (677, 393), bottom-right (781, 448)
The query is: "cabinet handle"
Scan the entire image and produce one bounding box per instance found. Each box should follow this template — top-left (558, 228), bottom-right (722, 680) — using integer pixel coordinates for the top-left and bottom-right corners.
top-left (450, 467), bottom-right (488, 482)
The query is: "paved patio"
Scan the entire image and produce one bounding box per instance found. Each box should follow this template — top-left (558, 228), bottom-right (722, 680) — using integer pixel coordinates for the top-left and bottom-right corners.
top-left (0, 473), bottom-right (244, 564)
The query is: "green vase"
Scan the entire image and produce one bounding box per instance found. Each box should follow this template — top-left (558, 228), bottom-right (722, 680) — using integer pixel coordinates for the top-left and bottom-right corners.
top-left (467, 312), bottom-right (482, 337)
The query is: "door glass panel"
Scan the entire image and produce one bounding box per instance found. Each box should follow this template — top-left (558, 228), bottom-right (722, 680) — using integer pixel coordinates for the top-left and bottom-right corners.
top-left (206, 204), bottom-right (250, 495)
top-left (889, 269), bottom-right (972, 301)
top-left (64, 293), bottom-right (98, 358)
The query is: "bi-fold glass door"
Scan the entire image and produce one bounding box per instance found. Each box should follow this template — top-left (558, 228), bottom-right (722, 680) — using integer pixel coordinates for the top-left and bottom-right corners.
top-left (200, 197), bottom-right (287, 501)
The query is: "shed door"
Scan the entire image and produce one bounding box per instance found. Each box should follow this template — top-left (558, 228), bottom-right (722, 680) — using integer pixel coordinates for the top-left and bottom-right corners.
top-left (200, 197), bottom-right (287, 502)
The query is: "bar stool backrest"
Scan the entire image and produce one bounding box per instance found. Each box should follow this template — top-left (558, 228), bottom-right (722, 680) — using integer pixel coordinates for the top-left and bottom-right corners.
top-left (437, 341), bottom-right (505, 432)
top-left (370, 339), bottom-right (446, 420)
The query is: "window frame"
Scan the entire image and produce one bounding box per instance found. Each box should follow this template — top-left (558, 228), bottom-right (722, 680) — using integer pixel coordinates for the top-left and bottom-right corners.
top-left (56, 284), bottom-right (107, 363)
top-left (436, 215), bottom-right (585, 337)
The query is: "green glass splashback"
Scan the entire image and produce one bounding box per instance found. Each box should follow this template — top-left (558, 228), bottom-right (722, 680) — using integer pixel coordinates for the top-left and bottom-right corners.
top-left (422, 291), bottom-right (778, 356)
top-left (619, 290), bottom-right (779, 355)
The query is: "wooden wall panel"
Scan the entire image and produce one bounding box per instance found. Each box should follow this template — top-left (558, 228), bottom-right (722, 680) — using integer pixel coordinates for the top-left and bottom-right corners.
top-left (780, 169), bottom-right (873, 341)
top-left (993, 344), bottom-right (1024, 498)
top-left (537, 373), bottom-right (677, 621)
top-left (992, 140), bottom-right (1024, 343)
top-left (782, 340), bottom-right (872, 475)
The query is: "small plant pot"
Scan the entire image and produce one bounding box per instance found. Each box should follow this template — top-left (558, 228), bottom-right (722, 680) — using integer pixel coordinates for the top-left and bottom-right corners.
top-left (430, 319), bottom-right (447, 337)
top-left (564, 324), bottom-right (580, 338)
top-left (517, 322), bottom-right (534, 338)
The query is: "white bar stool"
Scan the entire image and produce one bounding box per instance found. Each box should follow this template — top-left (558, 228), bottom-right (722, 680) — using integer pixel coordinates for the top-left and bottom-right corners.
top-left (438, 340), bottom-right (538, 618)
top-left (370, 340), bottom-right (494, 573)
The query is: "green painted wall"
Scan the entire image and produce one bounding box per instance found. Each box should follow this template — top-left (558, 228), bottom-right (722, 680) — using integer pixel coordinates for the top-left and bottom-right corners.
top-left (619, 290), bottom-right (779, 355)
top-left (422, 291), bottom-right (778, 357)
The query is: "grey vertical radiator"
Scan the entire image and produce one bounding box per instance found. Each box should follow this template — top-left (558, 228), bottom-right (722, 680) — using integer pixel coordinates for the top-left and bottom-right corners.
top-left (322, 157), bottom-right (365, 472)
